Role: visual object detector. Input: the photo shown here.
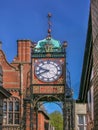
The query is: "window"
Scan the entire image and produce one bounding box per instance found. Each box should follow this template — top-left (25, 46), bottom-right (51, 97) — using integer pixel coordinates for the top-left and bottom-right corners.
top-left (8, 113), bottom-right (13, 124)
top-left (3, 113), bottom-right (7, 124)
top-left (15, 102), bottom-right (19, 111)
top-left (3, 97), bottom-right (20, 125)
top-left (9, 102), bottom-right (13, 111)
top-left (78, 115), bottom-right (84, 124)
top-left (3, 102), bottom-right (7, 111)
top-left (78, 126), bottom-right (86, 130)
top-left (78, 115), bottom-right (87, 130)
top-left (15, 113), bottom-right (19, 124)
top-left (44, 122), bottom-right (49, 130)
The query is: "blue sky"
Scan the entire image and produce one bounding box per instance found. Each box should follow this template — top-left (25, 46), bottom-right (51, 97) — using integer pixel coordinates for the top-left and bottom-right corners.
top-left (0, 0), bottom-right (90, 113)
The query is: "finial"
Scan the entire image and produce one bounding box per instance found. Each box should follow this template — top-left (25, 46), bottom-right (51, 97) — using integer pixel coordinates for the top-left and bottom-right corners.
top-left (47, 13), bottom-right (52, 38)
top-left (63, 41), bottom-right (67, 48)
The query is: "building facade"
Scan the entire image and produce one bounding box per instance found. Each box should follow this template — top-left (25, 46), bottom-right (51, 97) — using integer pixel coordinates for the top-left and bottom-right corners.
top-left (74, 103), bottom-right (87, 130)
top-left (79, 10), bottom-right (93, 130)
top-left (0, 41), bottom-right (52, 130)
top-left (91, 0), bottom-right (98, 130)
top-left (79, 0), bottom-right (98, 130)
top-left (0, 65), bottom-right (11, 130)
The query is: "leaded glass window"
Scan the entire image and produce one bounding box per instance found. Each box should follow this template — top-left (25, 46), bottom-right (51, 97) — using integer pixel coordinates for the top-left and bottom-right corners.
top-left (3, 97), bottom-right (20, 125)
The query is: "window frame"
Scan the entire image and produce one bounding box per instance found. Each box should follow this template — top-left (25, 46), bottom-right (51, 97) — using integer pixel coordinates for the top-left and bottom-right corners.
top-left (77, 114), bottom-right (87, 130)
top-left (3, 97), bottom-right (20, 125)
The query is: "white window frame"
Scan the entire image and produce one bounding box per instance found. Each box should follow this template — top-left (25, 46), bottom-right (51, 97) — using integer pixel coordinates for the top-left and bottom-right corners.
top-left (77, 114), bottom-right (87, 130)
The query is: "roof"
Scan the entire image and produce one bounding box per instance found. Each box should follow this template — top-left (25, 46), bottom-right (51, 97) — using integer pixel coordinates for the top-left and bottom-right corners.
top-left (0, 87), bottom-right (11, 98)
top-left (34, 36), bottom-right (62, 53)
top-left (78, 11), bottom-right (93, 102)
top-left (38, 110), bottom-right (50, 120)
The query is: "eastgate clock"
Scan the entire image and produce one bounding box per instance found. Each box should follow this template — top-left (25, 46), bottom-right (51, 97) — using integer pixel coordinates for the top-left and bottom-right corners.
top-left (35, 60), bottom-right (62, 82)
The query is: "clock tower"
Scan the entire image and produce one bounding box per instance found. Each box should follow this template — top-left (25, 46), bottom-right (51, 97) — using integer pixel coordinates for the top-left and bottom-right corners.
top-left (30, 13), bottom-right (67, 130)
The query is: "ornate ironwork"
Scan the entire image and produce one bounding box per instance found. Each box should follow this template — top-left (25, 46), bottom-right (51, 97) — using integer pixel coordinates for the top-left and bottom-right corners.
top-left (30, 49), bottom-right (67, 130)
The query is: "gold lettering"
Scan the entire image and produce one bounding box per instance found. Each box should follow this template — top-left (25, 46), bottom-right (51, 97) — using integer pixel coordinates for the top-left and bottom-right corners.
top-left (45, 44), bottom-right (53, 52)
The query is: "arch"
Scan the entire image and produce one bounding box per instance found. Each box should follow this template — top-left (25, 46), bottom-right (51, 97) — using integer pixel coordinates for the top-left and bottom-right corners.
top-left (38, 101), bottom-right (63, 112)
top-left (33, 95), bottom-right (63, 108)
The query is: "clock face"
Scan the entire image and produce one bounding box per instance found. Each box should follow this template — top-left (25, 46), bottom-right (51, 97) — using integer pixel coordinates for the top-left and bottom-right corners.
top-left (35, 60), bottom-right (62, 82)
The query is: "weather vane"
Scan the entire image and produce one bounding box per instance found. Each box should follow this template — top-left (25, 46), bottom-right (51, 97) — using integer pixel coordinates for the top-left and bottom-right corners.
top-left (47, 13), bottom-right (52, 38)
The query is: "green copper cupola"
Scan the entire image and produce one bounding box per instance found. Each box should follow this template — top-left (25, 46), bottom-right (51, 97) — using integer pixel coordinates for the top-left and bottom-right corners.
top-left (34, 13), bottom-right (64, 53)
top-left (34, 37), bottom-right (62, 53)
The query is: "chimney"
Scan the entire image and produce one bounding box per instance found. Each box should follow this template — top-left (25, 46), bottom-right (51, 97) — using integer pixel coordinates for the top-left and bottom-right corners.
top-left (17, 40), bottom-right (32, 62)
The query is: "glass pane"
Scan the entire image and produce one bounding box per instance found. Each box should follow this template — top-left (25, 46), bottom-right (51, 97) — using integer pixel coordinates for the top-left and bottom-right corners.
top-left (9, 102), bottom-right (13, 111)
top-left (78, 126), bottom-right (84, 130)
top-left (15, 102), bottom-right (19, 111)
top-left (3, 102), bottom-right (7, 111)
top-left (78, 115), bottom-right (84, 124)
top-left (8, 113), bottom-right (13, 124)
top-left (3, 113), bottom-right (7, 124)
top-left (15, 113), bottom-right (19, 124)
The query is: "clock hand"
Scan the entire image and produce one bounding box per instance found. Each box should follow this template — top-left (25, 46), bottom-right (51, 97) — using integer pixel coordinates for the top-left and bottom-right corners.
top-left (39, 70), bottom-right (49, 75)
top-left (39, 67), bottom-right (49, 74)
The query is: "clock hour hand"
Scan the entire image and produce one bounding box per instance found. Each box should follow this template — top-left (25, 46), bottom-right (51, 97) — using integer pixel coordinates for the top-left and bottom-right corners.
top-left (39, 67), bottom-right (49, 74)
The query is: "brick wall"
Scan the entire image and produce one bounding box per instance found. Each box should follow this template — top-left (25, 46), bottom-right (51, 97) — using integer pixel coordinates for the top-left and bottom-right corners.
top-left (91, 0), bottom-right (98, 129)
top-left (0, 40), bottom-right (31, 130)
top-left (0, 40), bottom-right (50, 130)
top-left (38, 111), bottom-right (49, 130)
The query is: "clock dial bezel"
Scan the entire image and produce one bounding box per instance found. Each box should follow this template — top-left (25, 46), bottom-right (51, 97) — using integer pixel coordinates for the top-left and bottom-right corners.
top-left (35, 60), bottom-right (62, 82)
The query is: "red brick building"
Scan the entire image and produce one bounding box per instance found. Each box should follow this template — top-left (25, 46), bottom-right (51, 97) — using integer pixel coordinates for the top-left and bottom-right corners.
top-left (0, 40), bottom-right (50, 130)
top-left (38, 110), bottom-right (50, 130)
top-left (0, 65), bottom-right (11, 130)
